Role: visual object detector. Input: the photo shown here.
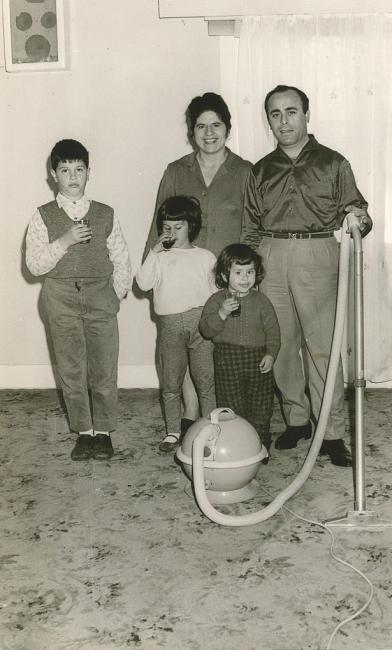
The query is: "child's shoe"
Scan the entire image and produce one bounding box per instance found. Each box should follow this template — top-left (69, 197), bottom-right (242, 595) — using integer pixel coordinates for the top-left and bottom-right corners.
top-left (71, 434), bottom-right (94, 461)
top-left (181, 418), bottom-right (194, 434)
top-left (257, 429), bottom-right (271, 464)
top-left (159, 433), bottom-right (180, 452)
top-left (93, 434), bottom-right (114, 460)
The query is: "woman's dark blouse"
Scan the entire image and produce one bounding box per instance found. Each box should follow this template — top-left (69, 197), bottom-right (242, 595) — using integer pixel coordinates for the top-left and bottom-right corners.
top-left (144, 149), bottom-right (252, 259)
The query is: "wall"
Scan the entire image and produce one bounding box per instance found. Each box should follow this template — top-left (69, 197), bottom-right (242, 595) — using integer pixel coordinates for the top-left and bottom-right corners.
top-left (0, 1), bottom-right (220, 388)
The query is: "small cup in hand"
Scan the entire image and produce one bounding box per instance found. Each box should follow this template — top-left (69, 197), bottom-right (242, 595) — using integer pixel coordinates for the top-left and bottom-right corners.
top-left (230, 291), bottom-right (241, 317)
top-left (78, 219), bottom-right (91, 244)
top-left (163, 239), bottom-right (175, 250)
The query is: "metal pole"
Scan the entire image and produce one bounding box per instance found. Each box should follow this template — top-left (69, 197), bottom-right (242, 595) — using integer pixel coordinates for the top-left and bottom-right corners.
top-left (326, 215), bottom-right (392, 528)
top-left (352, 227), bottom-right (366, 512)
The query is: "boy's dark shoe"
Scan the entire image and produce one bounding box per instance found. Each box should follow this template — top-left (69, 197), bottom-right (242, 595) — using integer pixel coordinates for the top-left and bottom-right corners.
top-left (93, 434), bottom-right (114, 460)
top-left (319, 439), bottom-right (352, 467)
top-left (71, 435), bottom-right (94, 461)
top-left (275, 422), bottom-right (312, 449)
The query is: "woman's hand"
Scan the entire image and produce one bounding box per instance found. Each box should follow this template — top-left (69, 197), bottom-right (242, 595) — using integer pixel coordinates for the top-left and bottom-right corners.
top-left (219, 296), bottom-right (240, 320)
top-left (259, 354), bottom-right (274, 373)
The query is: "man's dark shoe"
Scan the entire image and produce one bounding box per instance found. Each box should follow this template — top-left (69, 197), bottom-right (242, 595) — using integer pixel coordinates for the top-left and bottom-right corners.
top-left (275, 422), bottom-right (312, 449)
top-left (319, 439), bottom-right (352, 467)
top-left (93, 434), bottom-right (114, 460)
top-left (71, 434), bottom-right (94, 461)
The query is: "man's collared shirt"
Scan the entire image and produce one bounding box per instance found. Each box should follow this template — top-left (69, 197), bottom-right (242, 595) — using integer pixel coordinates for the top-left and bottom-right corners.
top-left (241, 135), bottom-right (368, 249)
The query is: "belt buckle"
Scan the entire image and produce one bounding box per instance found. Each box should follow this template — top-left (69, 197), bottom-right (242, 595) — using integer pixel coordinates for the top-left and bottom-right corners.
top-left (288, 232), bottom-right (297, 239)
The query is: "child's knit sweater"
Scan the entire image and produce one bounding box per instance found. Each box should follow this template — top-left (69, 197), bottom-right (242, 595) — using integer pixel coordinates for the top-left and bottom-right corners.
top-left (199, 289), bottom-right (281, 358)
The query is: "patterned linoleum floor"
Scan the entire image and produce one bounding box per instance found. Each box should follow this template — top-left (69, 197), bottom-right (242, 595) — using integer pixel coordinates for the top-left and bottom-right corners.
top-left (0, 388), bottom-right (391, 650)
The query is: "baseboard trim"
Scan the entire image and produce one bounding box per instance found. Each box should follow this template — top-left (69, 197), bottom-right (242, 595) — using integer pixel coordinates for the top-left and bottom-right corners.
top-left (0, 365), bottom-right (391, 390)
top-left (0, 365), bottom-right (160, 389)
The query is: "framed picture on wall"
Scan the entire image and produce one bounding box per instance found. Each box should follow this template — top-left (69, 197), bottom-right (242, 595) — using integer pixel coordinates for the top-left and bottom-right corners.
top-left (2, 0), bottom-right (66, 72)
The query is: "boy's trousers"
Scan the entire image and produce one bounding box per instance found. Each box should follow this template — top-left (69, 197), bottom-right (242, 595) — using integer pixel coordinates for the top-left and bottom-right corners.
top-left (214, 343), bottom-right (274, 448)
top-left (42, 276), bottom-right (119, 433)
top-left (158, 307), bottom-right (216, 434)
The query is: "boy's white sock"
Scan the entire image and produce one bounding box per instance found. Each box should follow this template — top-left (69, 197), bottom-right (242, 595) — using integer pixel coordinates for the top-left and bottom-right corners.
top-left (94, 430), bottom-right (109, 436)
top-left (79, 429), bottom-right (94, 436)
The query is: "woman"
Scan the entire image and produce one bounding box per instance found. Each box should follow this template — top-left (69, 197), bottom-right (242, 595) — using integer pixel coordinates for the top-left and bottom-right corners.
top-left (144, 92), bottom-right (251, 257)
top-left (144, 92), bottom-right (252, 434)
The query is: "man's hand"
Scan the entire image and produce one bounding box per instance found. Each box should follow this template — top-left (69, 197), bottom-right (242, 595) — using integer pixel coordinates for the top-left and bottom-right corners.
top-left (345, 205), bottom-right (372, 237)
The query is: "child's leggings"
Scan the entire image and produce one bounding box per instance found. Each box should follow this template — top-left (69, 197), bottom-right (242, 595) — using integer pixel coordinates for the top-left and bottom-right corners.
top-left (158, 307), bottom-right (216, 434)
top-left (213, 342), bottom-right (274, 447)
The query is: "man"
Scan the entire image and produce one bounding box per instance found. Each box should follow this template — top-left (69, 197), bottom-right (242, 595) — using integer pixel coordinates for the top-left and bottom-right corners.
top-left (241, 85), bottom-right (372, 467)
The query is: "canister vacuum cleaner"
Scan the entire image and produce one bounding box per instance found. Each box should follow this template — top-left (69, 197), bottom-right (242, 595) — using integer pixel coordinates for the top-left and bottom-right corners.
top-left (176, 407), bottom-right (268, 505)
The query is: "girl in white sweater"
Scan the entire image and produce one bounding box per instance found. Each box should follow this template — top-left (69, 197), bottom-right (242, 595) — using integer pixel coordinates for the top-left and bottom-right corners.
top-left (136, 196), bottom-right (216, 451)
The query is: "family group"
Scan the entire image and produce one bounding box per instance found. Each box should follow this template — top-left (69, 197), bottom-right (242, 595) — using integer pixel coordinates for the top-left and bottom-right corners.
top-left (25, 85), bottom-right (372, 468)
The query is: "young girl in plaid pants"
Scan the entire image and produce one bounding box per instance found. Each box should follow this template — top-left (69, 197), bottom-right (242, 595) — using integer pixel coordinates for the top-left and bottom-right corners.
top-left (199, 244), bottom-right (280, 451)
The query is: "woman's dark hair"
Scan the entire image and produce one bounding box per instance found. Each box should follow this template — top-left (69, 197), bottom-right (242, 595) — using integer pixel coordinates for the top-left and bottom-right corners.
top-left (264, 85), bottom-right (310, 117)
top-left (215, 243), bottom-right (265, 289)
top-left (156, 195), bottom-right (202, 242)
top-left (50, 139), bottom-right (89, 170)
top-left (186, 92), bottom-right (231, 137)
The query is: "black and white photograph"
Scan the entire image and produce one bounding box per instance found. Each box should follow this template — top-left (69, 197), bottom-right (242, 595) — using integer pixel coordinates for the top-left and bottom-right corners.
top-left (1, 2), bottom-right (391, 649)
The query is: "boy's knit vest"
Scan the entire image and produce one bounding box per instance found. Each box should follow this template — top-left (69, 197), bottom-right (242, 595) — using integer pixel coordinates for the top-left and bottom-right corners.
top-left (39, 200), bottom-right (114, 278)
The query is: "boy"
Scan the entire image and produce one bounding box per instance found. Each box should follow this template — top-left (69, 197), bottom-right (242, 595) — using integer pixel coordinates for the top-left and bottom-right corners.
top-left (26, 139), bottom-right (132, 461)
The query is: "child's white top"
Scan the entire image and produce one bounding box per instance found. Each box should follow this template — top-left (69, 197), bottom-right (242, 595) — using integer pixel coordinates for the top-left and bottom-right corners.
top-left (136, 247), bottom-right (217, 315)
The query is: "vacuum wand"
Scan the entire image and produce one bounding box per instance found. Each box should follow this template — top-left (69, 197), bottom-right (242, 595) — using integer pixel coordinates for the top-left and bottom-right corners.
top-left (327, 215), bottom-right (391, 528)
top-left (346, 213), bottom-right (366, 512)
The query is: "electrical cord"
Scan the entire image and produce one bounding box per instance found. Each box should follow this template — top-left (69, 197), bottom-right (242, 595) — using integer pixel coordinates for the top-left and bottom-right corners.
top-left (259, 486), bottom-right (374, 650)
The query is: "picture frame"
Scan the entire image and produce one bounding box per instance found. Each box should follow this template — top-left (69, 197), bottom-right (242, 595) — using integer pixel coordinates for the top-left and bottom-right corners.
top-left (2, 0), bottom-right (66, 72)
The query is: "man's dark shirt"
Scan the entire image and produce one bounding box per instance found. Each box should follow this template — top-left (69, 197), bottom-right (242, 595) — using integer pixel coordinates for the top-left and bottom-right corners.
top-left (241, 135), bottom-right (368, 249)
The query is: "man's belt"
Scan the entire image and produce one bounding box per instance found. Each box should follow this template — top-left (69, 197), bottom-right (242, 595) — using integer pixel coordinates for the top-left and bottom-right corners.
top-left (261, 230), bottom-right (335, 240)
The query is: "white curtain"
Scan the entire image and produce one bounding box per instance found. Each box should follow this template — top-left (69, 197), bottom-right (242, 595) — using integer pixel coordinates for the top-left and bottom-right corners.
top-left (235, 14), bottom-right (392, 383)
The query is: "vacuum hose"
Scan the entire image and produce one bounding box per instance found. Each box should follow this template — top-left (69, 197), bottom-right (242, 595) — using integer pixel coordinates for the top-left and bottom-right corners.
top-left (192, 215), bottom-right (361, 526)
